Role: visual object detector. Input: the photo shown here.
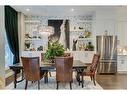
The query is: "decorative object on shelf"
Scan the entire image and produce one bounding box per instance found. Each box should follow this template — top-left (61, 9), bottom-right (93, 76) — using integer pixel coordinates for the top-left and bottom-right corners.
top-left (84, 30), bottom-right (92, 38)
top-left (37, 46), bottom-right (43, 51)
top-left (79, 33), bottom-right (84, 38)
top-left (25, 33), bottom-right (32, 39)
top-left (24, 40), bottom-right (31, 50)
top-left (32, 36), bottom-right (37, 39)
top-left (38, 36), bottom-right (42, 39)
top-left (79, 27), bottom-right (84, 30)
top-left (85, 42), bottom-right (94, 51)
top-left (73, 39), bottom-right (77, 51)
top-left (30, 48), bottom-right (36, 51)
top-left (45, 41), bottom-right (65, 63)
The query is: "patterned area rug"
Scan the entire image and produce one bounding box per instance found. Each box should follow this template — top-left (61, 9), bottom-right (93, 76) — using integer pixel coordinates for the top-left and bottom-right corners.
top-left (6, 73), bottom-right (103, 90)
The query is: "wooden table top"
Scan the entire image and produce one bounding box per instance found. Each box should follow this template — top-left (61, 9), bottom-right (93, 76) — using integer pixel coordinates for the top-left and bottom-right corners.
top-left (9, 60), bottom-right (88, 70)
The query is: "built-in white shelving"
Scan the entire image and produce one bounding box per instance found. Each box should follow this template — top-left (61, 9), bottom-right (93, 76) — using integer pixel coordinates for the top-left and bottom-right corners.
top-left (24, 19), bottom-right (48, 51)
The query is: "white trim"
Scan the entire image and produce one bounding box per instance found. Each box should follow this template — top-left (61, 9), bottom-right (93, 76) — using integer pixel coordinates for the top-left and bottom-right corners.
top-left (117, 71), bottom-right (127, 74)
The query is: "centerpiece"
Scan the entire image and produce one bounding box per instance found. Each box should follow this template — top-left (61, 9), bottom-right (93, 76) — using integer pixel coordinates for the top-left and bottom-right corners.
top-left (45, 41), bottom-right (65, 63)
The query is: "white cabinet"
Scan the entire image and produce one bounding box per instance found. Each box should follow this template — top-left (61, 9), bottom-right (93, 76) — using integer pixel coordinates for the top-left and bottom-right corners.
top-left (116, 21), bottom-right (127, 46)
top-left (95, 20), bottom-right (116, 35)
top-left (117, 55), bottom-right (127, 72)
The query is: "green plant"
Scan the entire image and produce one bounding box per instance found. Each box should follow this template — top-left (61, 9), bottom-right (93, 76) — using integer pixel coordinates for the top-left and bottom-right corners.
top-left (85, 42), bottom-right (94, 51)
top-left (45, 41), bottom-right (65, 61)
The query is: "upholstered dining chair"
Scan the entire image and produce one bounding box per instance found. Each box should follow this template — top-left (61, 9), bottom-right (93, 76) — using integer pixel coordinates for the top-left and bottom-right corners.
top-left (64, 53), bottom-right (71, 57)
top-left (21, 57), bottom-right (44, 89)
top-left (80, 54), bottom-right (100, 88)
top-left (55, 56), bottom-right (73, 89)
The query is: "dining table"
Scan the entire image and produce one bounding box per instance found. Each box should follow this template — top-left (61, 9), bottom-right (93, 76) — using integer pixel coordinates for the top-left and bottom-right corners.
top-left (9, 60), bottom-right (88, 88)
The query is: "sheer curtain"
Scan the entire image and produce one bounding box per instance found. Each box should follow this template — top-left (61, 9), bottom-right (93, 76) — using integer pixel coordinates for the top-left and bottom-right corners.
top-left (5, 34), bottom-right (13, 67)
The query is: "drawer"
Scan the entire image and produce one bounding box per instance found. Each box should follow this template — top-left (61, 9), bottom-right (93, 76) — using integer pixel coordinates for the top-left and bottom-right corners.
top-left (117, 60), bottom-right (127, 71)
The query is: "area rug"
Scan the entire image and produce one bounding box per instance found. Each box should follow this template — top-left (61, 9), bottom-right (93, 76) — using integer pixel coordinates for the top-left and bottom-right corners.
top-left (6, 73), bottom-right (103, 90)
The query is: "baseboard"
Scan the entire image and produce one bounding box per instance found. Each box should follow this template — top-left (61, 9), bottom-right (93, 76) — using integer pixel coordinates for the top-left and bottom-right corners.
top-left (117, 71), bottom-right (127, 74)
top-left (5, 69), bottom-right (14, 78)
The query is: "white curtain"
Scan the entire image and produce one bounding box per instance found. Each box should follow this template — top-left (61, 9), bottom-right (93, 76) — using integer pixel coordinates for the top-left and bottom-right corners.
top-left (59, 20), bottom-right (66, 49)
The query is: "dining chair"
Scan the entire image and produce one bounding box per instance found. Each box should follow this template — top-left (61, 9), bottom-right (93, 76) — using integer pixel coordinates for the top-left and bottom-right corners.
top-left (64, 53), bottom-right (71, 57)
top-left (55, 56), bottom-right (73, 89)
top-left (80, 54), bottom-right (100, 88)
top-left (21, 57), bottom-right (44, 89)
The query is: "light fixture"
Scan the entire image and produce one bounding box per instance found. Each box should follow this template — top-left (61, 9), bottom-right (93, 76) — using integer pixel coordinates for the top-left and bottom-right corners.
top-left (26, 8), bottom-right (30, 11)
top-left (38, 25), bottom-right (54, 36)
top-left (71, 8), bottom-right (74, 12)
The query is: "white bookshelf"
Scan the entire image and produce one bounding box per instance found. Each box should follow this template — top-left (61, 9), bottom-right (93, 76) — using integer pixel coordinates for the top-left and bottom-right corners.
top-left (24, 19), bottom-right (48, 51)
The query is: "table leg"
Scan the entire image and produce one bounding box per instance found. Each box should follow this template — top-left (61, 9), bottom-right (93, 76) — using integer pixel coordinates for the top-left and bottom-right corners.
top-left (13, 69), bottom-right (24, 88)
top-left (76, 71), bottom-right (81, 85)
top-left (44, 70), bottom-right (48, 83)
top-left (14, 71), bottom-right (17, 88)
top-left (75, 68), bottom-right (84, 86)
top-left (21, 69), bottom-right (24, 80)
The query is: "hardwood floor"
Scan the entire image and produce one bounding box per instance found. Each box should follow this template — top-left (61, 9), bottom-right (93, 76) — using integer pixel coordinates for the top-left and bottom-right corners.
top-left (6, 73), bottom-right (20, 87)
top-left (96, 74), bottom-right (127, 89)
top-left (6, 73), bottom-right (127, 89)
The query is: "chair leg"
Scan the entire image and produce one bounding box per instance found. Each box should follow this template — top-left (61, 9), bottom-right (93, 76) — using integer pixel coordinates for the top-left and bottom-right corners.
top-left (82, 75), bottom-right (84, 88)
top-left (56, 81), bottom-right (59, 89)
top-left (79, 81), bottom-right (80, 86)
top-left (93, 76), bottom-right (96, 86)
top-left (49, 72), bottom-right (51, 77)
top-left (25, 80), bottom-right (28, 90)
top-left (70, 81), bottom-right (72, 90)
top-left (78, 75), bottom-right (80, 86)
top-left (38, 80), bottom-right (40, 89)
top-left (90, 76), bottom-right (93, 81)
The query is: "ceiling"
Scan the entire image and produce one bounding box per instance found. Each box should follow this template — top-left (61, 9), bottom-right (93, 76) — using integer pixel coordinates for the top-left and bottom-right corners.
top-left (12, 6), bottom-right (127, 16)
top-left (12, 6), bottom-right (96, 16)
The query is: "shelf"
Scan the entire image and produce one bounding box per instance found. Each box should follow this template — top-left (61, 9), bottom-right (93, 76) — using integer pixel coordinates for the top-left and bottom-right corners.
top-left (70, 20), bottom-right (93, 23)
top-left (24, 20), bottom-right (41, 24)
top-left (77, 38), bottom-right (93, 41)
top-left (25, 38), bottom-right (43, 41)
top-left (70, 30), bottom-right (85, 32)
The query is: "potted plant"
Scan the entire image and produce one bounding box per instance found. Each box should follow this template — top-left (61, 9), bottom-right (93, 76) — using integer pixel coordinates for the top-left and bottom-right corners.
top-left (45, 41), bottom-right (65, 63)
top-left (85, 42), bottom-right (94, 51)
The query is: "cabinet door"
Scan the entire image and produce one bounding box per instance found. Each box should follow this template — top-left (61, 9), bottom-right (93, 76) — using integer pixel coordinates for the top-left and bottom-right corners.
top-left (95, 20), bottom-right (115, 35)
top-left (117, 56), bottom-right (127, 71)
top-left (117, 21), bottom-right (127, 46)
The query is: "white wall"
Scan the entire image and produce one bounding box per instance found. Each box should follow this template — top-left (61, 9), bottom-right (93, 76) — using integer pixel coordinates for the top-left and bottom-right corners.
top-left (0, 6), bottom-right (5, 88)
top-left (95, 8), bottom-right (117, 36)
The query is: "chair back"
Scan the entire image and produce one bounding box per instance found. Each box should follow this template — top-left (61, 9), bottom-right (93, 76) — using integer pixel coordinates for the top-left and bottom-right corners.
top-left (21, 57), bottom-right (40, 81)
top-left (41, 53), bottom-right (45, 62)
top-left (55, 56), bottom-right (73, 82)
top-left (64, 53), bottom-right (71, 57)
top-left (90, 54), bottom-right (100, 73)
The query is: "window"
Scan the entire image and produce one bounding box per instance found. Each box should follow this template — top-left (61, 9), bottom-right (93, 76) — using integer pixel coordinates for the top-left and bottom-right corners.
top-left (5, 34), bottom-right (13, 68)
